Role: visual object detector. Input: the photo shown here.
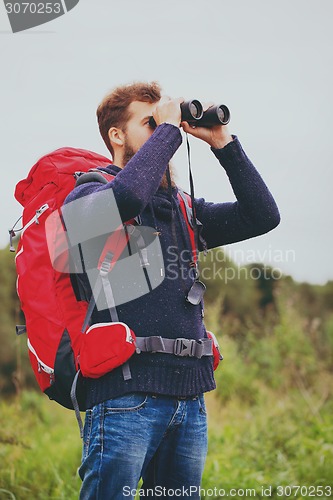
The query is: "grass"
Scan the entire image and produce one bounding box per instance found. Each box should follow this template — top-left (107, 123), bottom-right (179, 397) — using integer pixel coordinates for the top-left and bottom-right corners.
top-left (204, 387), bottom-right (333, 499)
top-left (1, 377), bottom-right (332, 499)
top-left (0, 392), bottom-right (81, 499)
top-left (1, 294), bottom-right (333, 500)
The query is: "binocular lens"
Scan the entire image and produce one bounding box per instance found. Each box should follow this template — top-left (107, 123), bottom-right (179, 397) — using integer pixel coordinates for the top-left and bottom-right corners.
top-left (195, 104), bottom-right (230, 127)
top-left (190, 101), bottom-right (201, 119)
top-left (217, 107), bottom-right (226, 122)
top-left (180, 100), bottom-right (203, 123)
top-left (148, 99), bottom-right (230, 129)
top-left (216, 105), bottom-right (230, 125)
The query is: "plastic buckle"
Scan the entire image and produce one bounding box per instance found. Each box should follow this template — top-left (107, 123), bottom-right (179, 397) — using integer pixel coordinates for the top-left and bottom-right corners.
top-left (126, 224), bottom-right (136, 236)
top-left (174, 338), bottom-right (195, 357)
top-left (16, 325), bottom-right (27, 336)
top-left (99, 252), bottom-right (114, 276)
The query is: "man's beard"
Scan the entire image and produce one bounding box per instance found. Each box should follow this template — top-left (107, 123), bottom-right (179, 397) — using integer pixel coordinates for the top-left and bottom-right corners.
top-left (123, 138), bottom-right (176, 190)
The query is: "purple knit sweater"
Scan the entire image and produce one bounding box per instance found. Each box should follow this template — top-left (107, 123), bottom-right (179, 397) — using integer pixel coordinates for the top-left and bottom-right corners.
top-left (64, 123), bottom-right (280, 408)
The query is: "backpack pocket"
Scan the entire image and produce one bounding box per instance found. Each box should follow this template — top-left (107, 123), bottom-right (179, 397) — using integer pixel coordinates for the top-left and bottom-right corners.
top-left (27, 338), bottom-right (54, 391)
top-left (206, 331), bottom-right (223, 370)
top-left (79, 322), bottom-right (136, 378)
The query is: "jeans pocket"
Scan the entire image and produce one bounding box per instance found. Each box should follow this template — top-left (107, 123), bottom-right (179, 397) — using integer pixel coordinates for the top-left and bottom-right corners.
top-left (198, 394), bottom-right (207, 416)
top-left (104, 393), bottom-right (148, 414)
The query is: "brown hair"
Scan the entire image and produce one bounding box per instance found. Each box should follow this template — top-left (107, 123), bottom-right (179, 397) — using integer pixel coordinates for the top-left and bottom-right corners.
top-left (97, 81), bottom-right (162, 156)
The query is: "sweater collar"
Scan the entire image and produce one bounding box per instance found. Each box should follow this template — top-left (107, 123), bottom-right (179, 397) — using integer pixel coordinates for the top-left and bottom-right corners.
top-left (101, 165), bottom-right (179, 197)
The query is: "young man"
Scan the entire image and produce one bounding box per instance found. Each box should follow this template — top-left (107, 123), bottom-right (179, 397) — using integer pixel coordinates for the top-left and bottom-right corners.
top-left (64, 81), bottom-right (280, 499)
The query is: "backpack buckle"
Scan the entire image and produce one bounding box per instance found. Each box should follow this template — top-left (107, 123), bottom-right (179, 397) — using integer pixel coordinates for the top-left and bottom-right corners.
top-left (174, 338), bottom-right (196, 357)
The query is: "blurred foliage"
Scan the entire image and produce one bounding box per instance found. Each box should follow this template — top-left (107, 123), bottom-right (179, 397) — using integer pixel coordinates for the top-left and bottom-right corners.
top-left (0, 393), bottom-right (81, 499)
top-left (1, 245), bottom-right (332, 396)
top-left (0, 245), bottom-right (333, 498)
top-left (0, 246), bottom-right (36, 396)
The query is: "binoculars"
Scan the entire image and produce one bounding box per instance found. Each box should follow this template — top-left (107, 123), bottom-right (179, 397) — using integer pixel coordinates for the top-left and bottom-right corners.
top-left (149, 100), bottom-right (230, 129)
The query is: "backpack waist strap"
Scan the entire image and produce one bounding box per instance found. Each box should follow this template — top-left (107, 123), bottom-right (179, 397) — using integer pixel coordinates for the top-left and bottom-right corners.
top-left (135, 336), bottom-right (212, 359)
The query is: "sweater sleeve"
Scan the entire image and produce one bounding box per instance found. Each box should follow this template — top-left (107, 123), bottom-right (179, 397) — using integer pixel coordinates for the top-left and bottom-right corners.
top-left (194, 136), bottom-right (281, 249)
top-left (64, 123), bottom-right (182, 222)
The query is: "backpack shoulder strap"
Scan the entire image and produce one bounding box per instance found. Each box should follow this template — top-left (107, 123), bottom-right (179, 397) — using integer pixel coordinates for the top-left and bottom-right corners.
top-left (73, 176), bottom-right (200, 269)
top-left (75, 169), bottom-right (114, 187)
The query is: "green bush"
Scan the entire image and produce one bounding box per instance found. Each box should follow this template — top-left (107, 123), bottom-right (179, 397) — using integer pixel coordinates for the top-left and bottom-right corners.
top-left (0, 394), bottom-right (81, 500)
top-left (1, 244), bottom-right (333, 498)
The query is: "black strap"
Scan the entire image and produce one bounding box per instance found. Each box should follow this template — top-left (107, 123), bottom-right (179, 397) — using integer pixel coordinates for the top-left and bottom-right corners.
top-left (165, 166), bottom-right (188, 296)
top-left (81, 275), bottom-right (102, 332)
top-left (185, 133), bottom-right (199, 260)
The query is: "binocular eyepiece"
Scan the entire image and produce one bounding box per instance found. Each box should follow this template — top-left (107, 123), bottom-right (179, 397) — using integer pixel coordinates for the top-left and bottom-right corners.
top-left (149, 100), bottom-right (230, 129)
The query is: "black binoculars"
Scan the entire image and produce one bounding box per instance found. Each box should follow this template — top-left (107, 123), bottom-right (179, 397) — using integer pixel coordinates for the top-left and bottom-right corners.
top-left (149, 100), bottom-right (230, 129)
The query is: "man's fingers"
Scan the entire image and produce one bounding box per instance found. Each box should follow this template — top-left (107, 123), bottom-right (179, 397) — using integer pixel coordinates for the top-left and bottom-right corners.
top-left (159, 95), bottom-right (171, 105)
top-left (156, 96), bottom-right (184, 111)
top-left (181, 121), bottom-right (191, 132)
top-left (153, 96), bottom-right (184, 127)
top-left (181, 121), bottom-right (199, 135)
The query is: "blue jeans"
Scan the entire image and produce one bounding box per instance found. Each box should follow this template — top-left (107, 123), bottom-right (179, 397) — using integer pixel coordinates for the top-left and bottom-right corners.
top-left (79, 393), bottom-right (208, 499)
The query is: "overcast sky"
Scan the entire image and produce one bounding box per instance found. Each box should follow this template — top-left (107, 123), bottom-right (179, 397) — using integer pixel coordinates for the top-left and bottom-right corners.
top-left (0, 0), bottom-right (332, 284)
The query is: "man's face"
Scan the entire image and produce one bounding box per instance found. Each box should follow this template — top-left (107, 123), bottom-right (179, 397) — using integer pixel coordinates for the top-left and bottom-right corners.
top-left (122, 100), bottom-right (156, 164)
top-left (121, 99), bottom-right (175, 188)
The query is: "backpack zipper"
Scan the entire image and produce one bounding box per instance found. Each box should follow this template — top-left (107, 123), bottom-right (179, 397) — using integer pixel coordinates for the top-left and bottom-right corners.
top-left (15, 204), bottom-right (50, 261)
top-left (85, 321), bottom-right (134, 344)
top-left (21, 203), bottom-right (50, 236)
top-left (10, 203), bottom-right (50, 253)
top-left (27, 338), bottom-right (54, 375)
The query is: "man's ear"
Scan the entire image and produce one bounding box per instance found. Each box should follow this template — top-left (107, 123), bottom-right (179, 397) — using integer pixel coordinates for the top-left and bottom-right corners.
top-left (108, 127), bottom-right (125, 149)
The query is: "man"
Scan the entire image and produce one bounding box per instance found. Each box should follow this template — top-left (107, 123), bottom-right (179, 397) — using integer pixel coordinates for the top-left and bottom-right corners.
top-left (64, 81), bottom-right (280, 499)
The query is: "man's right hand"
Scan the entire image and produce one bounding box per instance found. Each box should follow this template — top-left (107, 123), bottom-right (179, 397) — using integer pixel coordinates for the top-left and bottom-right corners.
top-left (152, 97), bottom-right (184, 128)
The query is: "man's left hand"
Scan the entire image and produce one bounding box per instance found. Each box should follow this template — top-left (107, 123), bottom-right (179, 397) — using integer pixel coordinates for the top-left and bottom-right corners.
top-left (181, 103), bottom-right (233, 149)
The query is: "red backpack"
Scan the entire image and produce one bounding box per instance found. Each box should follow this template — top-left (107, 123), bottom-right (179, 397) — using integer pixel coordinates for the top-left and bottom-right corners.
top-left (14, 148), bottom-right (112, 409)
top-left (13, 147), bottom-right (220, 413)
